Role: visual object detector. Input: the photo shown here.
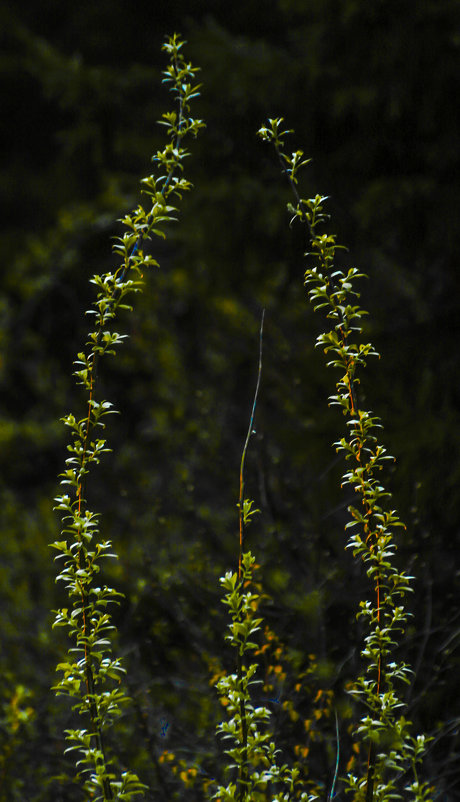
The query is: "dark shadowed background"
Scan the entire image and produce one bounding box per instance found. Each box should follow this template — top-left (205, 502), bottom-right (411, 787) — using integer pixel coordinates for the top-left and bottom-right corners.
top-left (1, 0), bottom-right (459, 798)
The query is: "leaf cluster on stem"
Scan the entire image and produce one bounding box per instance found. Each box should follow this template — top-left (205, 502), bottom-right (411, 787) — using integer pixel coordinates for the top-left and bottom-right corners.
top-left (50, 34), bottom-right (204, 801)
top-left (258, 117), bottom-right (433, 802)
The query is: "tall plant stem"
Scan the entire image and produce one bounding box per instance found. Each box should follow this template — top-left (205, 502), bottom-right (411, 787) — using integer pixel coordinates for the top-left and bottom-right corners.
top-left (236, 309), bottom-right (264, 801)
top-left (270, 132), bottom-right (381, 800)
top-left (52, 34), bottom-right (204, 800)
top-left (257, 117), bottom-right (426, 801)
top-left (238, 309), bottom-right (265, 579)
top-left (71, 65), bottom-right (191, 802)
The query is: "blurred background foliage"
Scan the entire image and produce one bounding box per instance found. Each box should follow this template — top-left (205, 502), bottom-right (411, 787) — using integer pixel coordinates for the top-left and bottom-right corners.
top-left (0, 0), bottom-right (459, 798)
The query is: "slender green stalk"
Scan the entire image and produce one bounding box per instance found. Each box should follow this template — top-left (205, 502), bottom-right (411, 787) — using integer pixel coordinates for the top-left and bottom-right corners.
top-left (213, 313), bottom-right (313, 802)
top-left (238, 309), bottom-right (265, 579)
top-left (328, 710), bottom-right (340, 802)
top-left (258, 118), bottom-right (433, 802)
top-left (237, 310), bottom-right (264, 800)
top-left (51, 35), bottom-right (204, 800)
